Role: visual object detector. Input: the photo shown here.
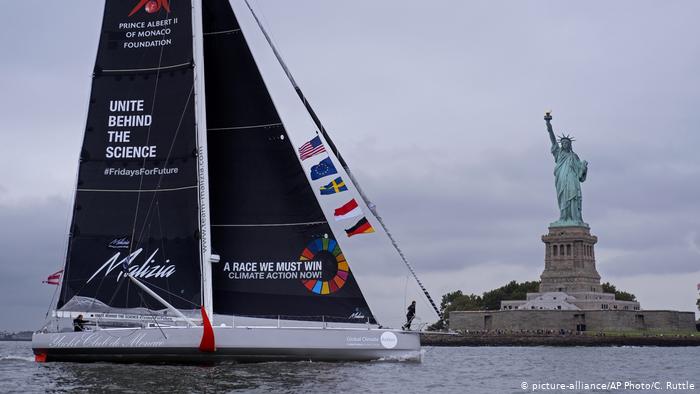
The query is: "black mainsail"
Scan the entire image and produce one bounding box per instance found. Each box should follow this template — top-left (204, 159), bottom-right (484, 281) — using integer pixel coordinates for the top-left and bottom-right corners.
top-left (57, 0), bottom-right (205, 313)
top-left (203, 0), bottom-right (375, 323)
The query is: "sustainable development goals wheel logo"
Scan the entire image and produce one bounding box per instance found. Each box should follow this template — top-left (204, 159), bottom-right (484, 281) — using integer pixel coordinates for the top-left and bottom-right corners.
top-left (299, 238), bottom-right (349, 295)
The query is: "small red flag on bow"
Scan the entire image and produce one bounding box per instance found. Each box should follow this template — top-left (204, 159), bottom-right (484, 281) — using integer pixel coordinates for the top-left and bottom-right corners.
top-left (42, 270), bottom-right (63, 285)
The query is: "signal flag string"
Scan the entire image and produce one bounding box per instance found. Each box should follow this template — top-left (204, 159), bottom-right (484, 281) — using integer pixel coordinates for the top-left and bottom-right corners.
top-left (243, 0), bottom-right (442, 319)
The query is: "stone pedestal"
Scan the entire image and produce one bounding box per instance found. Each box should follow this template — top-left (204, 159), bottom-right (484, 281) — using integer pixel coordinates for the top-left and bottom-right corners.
top-left (501, 224), bottom-right (640, 312)
top-left (539, 226), bottom-right (602, 293)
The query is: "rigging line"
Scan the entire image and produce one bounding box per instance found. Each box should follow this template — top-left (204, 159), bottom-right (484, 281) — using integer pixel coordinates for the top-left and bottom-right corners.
top-left (203, 29), bottom-right (241, 36)
top-left (242, 0), bottom-right (344, 165)
top-left (211, 220), bottom-right (327, 227)
top-left (132, 85), bottom-right (195, 252)
top-left (243, 0), bottom-right (442, 318)
top-left (54, 179), bottom-right (76, 312)
top-left (55, 46), bottom-right (97, 311)
top-left (155, 200), bottom-right (172, 306)
top-left (371, 210), bottom-right (442, 318)
top-left (107, 275), bottom-right (128, 308)
top-left (67, 15), bottom-right (171, 315)
top-left (126, 40), bottom-right (168, 271)
top-left (44, 280), bottom-right (60, 320)
top-left (137, 292), bottom-right (168, 340)
top-left (403, 272), bottom-right (409, 315)
top-left (208, 122), bottom-right (283, 131)
top-left (135, 220), bottom-right (155, 279)
top-left (141, 281), bottom-right (200, 307)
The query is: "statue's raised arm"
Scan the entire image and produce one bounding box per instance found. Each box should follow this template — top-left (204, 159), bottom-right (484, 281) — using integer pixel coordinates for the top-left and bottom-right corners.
top-left (545, 111), bottom-right (557, 147)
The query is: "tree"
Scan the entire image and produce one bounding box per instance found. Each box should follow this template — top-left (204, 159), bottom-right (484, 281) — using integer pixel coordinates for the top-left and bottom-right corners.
top-left (482, 280), bottom-right (540, 310)
top-left (427, 280), bottom-right (638, 331)
top-left (601, 282), bottom-right (637, 301)
top-left (428, 291), bottom-right (484, 330)
top-left (428, 281), bottom-right (538, 330)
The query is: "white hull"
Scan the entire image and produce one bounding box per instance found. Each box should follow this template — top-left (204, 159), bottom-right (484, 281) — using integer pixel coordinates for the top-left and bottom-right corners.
top-left (32, 326), bottom-right (421, 363)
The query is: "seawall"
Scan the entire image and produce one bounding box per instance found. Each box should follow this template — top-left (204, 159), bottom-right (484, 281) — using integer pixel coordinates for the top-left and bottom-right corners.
top-left (420, 332), bottom-right (700, 347)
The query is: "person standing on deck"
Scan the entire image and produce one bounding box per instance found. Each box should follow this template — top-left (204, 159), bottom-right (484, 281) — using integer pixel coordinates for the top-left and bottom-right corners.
top-left (403, 301), bottom-right (416, 330)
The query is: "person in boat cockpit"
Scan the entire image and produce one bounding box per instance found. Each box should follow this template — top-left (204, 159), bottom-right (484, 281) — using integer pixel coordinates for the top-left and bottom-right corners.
top-left (73, 314), bottom-right (89, 332)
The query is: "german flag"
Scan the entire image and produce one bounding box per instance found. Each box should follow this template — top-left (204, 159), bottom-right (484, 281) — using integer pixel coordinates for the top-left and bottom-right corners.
top-left (344, 217), bottom-right (375, 237)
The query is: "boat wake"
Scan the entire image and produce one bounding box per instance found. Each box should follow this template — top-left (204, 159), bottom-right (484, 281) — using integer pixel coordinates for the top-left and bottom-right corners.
top-left (1, 355), bottom-right (35, 363)
top-left (376, 350), bottom-right (422, 363)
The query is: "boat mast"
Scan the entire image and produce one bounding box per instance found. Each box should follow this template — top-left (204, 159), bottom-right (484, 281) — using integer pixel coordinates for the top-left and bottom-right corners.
top-left (192, 0), bottom-right (214, 319)
top-left (242, 0), bottom-right (441, 319)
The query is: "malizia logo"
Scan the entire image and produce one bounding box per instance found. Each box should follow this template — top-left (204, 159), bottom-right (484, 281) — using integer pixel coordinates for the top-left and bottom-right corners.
top-left (129, 0), bottom-right (171, 17)
top-left (87, 248), bottom-right (176, 283)
top-left (108, 237), bottom-right (130, 249)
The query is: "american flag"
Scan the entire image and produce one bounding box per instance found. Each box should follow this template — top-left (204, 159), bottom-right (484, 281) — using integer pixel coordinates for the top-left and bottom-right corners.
top-left (298, 136), bottom-right (326, 161)
top-left (43, 269), bottom-right (63, 285)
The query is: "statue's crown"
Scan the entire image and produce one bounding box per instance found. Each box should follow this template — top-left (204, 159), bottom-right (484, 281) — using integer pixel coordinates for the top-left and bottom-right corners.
top-left (558, 134), bottom-right (575, 142)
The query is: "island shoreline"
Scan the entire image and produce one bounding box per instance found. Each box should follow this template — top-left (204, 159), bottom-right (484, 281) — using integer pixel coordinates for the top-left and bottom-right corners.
top-left (420, 333), bottom-right (700, 347)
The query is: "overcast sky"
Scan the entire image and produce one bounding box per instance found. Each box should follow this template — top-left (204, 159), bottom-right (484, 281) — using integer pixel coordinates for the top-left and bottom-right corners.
top-left (0, 0), bottom-right (698, 330)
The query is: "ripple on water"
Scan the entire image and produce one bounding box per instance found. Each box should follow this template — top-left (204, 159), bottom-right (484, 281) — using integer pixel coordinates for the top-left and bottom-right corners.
top-left (1, 342), bottom-right (698, 393)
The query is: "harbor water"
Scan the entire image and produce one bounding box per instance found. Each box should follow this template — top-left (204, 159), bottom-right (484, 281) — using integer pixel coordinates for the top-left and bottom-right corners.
top-left (1, 341), bottom-right (698, 393)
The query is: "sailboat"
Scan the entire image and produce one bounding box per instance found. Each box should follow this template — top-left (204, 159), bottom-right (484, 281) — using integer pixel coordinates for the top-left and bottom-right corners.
top-left (32, 0), bottom-right (440, 362)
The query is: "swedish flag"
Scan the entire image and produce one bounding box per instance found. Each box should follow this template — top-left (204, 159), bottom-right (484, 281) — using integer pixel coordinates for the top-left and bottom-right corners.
top-left (320, 177), bottom-right (348, 195)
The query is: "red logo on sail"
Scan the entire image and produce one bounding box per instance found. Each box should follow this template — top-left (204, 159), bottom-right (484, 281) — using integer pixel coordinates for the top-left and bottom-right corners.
top-left (129, 0), bottom-right (171, 16)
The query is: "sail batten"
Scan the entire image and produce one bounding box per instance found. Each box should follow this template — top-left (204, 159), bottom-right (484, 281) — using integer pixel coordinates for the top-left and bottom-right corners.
top-left (203, 29), bottom-right (242, 35)
top-left (208, 122), bottom-right (283, 131)
top-left (99, 62), bottom-right (194, 73)
top-left (211, 221), bottom-right (328, 228)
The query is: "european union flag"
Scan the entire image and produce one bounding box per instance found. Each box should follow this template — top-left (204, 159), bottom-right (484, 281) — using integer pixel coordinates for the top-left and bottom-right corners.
top-left (320, 177), bottom-right (348, 195)
top-left (310, 157), bottom-right (338, 180)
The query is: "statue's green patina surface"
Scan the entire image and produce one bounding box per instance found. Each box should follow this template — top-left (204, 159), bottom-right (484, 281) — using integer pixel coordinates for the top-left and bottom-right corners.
top-left (545, 112), bottom-right (588, 227)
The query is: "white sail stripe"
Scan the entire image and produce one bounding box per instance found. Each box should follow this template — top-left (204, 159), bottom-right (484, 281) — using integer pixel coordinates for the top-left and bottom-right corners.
top-left (77, 185), bottom-right (198, 193)
top-left (212, 221), bottom-right (327, 227)
top-left (208, 122), bottom-right (283, 131)
top-left (101, 62), bottom-right (192, 73)
top-left (204, 29), bottom-right (242, 36)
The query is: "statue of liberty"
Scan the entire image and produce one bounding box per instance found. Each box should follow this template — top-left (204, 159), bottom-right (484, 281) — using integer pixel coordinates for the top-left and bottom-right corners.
top-left (544, 112), bottom-right (588, 227)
